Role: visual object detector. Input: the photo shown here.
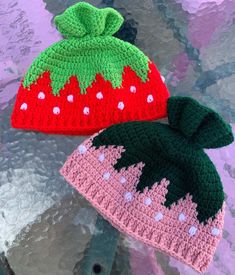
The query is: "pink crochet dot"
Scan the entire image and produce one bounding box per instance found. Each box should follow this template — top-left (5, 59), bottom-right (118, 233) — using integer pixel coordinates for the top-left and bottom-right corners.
top-left (124, 192), bottom-right (133, 202)
top-left (83, 107), bottom-right (90, 115)
top-left (118, 102), bottom-right (125, 110)
top-left (120, 176), bottom-right (126, 184)
top-left (130, 85), bottom-right (136, 93)
top-left (67, 95), bottom-right (74, 102)
top-left (38, 91), bottom-right (45, 99)
top-left (103, 172), bottom-right (110, 180)
top-left (53, 107), bottom-right (60, 115)
top-left (98, 153), bottom-right (105, 162)
top-left (189, 226), bottom-right (197, 236)
top-left (78, 145), bottom-right (87, 154)
top-left (20, 103), bottom-right (27, 110)
top-left (147, 94), bottom-right (154, 103)
top-left (154, 212), bottom-right (163, 221)
top-left (96, 92), bottom-right (103, 99)
top-left (144, 198), bottom-right (152, 206)
top-left (178, 213), bottom-right (186, 222)
top-left (211, 227), bottom-right (220, 236)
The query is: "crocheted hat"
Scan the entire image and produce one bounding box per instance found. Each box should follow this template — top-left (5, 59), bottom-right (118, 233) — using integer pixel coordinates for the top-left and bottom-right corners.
top-left (60, 96), bottom-right (234, 272)
top-left (11, 2), bottom-right (169, 135)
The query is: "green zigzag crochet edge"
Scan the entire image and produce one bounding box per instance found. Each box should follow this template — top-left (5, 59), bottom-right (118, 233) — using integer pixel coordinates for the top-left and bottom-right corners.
top-left (22, 36), bottom-right (149, 95)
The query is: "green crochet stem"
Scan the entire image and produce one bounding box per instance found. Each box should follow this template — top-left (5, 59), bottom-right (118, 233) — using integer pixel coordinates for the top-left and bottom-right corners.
top-left (55, 2), bottom-right (124, 38)
top-left (22, 3), bottom-right (149, 95)
top-left (92, 97), bottom-right (234, 223)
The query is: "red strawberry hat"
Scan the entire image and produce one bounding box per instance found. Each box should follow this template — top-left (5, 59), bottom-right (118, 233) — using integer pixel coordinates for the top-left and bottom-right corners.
top-left (11, 2), bottom-right (170, 135)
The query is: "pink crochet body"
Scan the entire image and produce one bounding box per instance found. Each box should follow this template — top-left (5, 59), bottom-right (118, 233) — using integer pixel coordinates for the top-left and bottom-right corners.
top-left (60, 136), bottom-right (224, 273)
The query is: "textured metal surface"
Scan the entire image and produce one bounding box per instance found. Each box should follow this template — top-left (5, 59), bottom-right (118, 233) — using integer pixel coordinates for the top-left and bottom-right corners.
top-left (74, 215), bottom-right (119, 275)
top-left (0, 0), bottom-right (235, 274)
top-left (0, 253), bottom-right (15, 275)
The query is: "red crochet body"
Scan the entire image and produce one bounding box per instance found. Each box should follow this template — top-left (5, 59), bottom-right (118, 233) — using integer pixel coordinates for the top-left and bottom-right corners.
top-left (11, 62), bottom-right (169, 135)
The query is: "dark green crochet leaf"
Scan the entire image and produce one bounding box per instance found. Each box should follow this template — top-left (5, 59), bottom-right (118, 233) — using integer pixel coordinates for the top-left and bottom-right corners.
top-left (92, 121), bottom-right (225, 223)
top-left (92, 98), bottom-right (234, 223)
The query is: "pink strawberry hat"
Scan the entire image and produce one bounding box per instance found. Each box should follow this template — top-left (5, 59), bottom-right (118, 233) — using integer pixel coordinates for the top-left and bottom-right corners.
top-left (60, 96), bottom-right (234, 272)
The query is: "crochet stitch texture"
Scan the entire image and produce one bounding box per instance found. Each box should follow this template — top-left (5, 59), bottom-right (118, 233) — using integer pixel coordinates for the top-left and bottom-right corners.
top-left (11, 2), bottom-right (169, 135)
top-left (60, 97), bottom-right (234, 272)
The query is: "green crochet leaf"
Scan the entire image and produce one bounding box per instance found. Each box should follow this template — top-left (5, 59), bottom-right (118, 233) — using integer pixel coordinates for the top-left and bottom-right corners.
top-left (22, 3), bottom-right (149, 94)
top-left (22, 36), bottom-right (149, 95)
top-left (54, 2), bottom-right (124, 38)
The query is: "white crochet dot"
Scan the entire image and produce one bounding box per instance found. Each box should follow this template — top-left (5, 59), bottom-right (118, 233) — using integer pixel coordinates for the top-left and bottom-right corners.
top-left (98, 153), bottom-right (105, 162)
top-left (78, 145), bottom-right (87, 154)
top-left (144, 198), bottom-right (152, 206)
top-left (103, 172), bottom-right (110, 181)
top-left (211, 227), bottom-right (220, 236)
top-left (147, 94), bottom-right (154, 103)
top-left (117, 101), bottom-right (125, 110)
top-left (154, 212), bottom-right (163, 221)
top-left (83, 107), bottom-right (90, 115)
top-left (178, 213), bottom-right (186, 222)
top-left (20, 103), bottom-right (27, 110)
top-left (120, 176), bottom-right (126, 184)
top-left (189, 226), bottom-right (197, 236)
top-left (161, 75), bottom-right (166, 82)
top-left (53, 107), bottom-right (60, 115)
top-left (38, 91), bottom-right (45, 99)
top-left (130, 85), bottom-right (136, 93)
top-left (124, 192), bottom-right (133, 202)
top-left (67, 95), bottom-right (74, 102)
top-left (96, 92), bottom-right (103, 99)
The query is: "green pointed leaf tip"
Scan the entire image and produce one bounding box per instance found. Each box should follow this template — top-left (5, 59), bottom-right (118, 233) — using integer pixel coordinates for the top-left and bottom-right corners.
top-left (22, 36), bottom-right (149, 95)
top-left (22, 3), bottom-right (149, 94)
